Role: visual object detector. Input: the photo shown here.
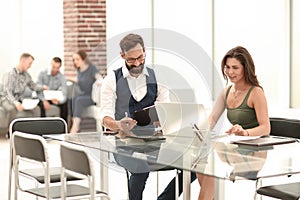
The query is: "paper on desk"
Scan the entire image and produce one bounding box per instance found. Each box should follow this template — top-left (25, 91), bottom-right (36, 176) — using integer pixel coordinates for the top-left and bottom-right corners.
top-left (211, 133), bottom-right (260, 143)
top-left (22, 99), bottom-right (39, 110)
top-left (43, 90), bottom-right (64, 101)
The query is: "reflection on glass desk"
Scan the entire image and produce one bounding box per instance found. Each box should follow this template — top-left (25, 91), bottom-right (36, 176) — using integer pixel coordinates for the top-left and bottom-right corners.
top-left (46, 131), bottom-right (300, 182)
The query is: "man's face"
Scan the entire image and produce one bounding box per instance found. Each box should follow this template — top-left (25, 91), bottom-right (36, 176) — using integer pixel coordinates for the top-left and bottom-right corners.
top-left (20, 57), bottom-right (34, 72)
top-left (51, 60), bottom-right (61, 76)
top-left (121, 43), bottom-right (145, 75)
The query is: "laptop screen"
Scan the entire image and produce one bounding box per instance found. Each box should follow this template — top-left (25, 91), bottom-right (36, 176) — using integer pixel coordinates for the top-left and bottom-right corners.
top-left (154, 102), bottom-right (208, 135)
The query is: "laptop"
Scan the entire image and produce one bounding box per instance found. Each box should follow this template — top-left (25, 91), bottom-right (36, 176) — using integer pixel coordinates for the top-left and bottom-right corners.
top-left (154, 102), bottom-right (209, 136)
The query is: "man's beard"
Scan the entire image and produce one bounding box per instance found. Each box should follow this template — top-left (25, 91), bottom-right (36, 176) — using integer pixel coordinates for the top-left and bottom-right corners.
top-left (126, 62), bottom-right (144, 75)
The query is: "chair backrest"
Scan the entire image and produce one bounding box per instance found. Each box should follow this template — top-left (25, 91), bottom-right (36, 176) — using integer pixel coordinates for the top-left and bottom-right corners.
top-left (270, 117), bottom-right (300, 139)
top-left (13, 131), bottom-right (48, 163)
top-left (9, 117), bottom-right (67, 137)
top-left (60, 143), bottom-right (92, 176)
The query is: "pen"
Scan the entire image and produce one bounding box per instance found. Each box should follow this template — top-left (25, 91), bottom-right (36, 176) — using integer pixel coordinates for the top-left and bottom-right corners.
top-left (192, 123), bottom-right (205, 141)
top-left (124, 112), bottom-right (130, 127)
top-left (142, 105), bottom-right (155, 110)
top-left (193, 130), bottom-right (203, 141)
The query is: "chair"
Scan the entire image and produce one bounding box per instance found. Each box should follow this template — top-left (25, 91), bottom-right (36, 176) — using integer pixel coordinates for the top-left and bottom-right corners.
top-left (60, 142), bottom-right (110, 199)
top-left (8, 117), bottom-right (79, 200)
top-left (12, 131), bottom-right (56, 199)
top-left (256, 117), bottom-right (300, 200)
top-left (268, 117), bottom-right (300, 138)
top-left (12, 131), bottom-right (109, 199)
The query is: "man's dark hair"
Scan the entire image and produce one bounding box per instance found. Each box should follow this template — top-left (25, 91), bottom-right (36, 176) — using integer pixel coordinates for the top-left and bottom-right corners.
top-left (52, 57), bottom-right (62, 64)
top-left (119, 33), bottom-right (145, 54)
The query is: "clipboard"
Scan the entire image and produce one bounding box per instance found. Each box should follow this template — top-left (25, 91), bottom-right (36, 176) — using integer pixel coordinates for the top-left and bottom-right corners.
top-left (231, 136), bottom-right (296, 147)
top-left (133, 105), bottom-right (159, 126)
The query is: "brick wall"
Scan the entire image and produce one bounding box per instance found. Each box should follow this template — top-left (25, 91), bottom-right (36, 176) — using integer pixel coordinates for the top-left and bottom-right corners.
top-left (63, 0), bottom-right (106, 78)
top-left (63, 0), bottom-right (106, 132)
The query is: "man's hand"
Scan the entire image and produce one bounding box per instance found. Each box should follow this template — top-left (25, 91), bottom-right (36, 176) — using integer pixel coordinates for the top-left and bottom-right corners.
top-left (116, 117), bottom-right (137, 132)
top-left (43, 100), bottom-right (51, 110)
top-left (51, 98), bottom-right (59, 105)
top-left (116, 130), bottom-right (136, 139)
top-left (15, 102), bottom-right (23, 111)
top-left (43, 85), bottom-right (49, 90)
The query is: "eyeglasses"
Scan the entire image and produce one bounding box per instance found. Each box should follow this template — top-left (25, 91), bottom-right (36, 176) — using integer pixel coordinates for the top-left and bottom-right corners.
top-left (125, 54), bottom-right (145, 64)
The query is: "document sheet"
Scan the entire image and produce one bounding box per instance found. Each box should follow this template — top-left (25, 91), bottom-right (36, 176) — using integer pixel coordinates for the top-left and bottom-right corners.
top-left (43, 90), bottom-right (64, 101)
top-left (22, 99), bottom-right (39, 110)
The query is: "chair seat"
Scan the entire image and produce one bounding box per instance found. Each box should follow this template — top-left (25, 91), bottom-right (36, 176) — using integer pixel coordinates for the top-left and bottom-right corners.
top-left (25, 184), bottom-right (109, 199)
top-left (257, 182), bottom-right (300, 200)
top-left (21, 167), bottom-right (80, 183)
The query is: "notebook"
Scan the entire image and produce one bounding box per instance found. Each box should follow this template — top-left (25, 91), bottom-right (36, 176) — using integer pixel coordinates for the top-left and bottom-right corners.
top-left (231, 136), bottom-right (296, 147)
top-left (154, 102), bottom-right (208, 136)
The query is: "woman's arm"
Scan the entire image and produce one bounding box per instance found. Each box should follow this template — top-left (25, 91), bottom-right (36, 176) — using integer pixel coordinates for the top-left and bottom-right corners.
top-left (208, 88), bottom-right (227, 130)
top-left (248, 87), bottom-right (270, 136)
top-left (67, 76), bottom-right (78, 83)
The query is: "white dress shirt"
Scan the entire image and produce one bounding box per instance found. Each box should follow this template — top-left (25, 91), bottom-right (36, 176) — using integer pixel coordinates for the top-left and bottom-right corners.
top-left (100, 66), bottom-right (170, 122)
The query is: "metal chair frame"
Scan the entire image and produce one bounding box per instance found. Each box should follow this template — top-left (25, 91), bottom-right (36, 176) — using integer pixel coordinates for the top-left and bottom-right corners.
top-left (60, 142), bottom-right (110, 200)
top-left (256, 117), bottom-right (300, 200)
top-left (8, 117), bottom-right (76, 200)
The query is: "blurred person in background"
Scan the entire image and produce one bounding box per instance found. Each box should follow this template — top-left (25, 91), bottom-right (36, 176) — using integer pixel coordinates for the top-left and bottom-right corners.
top-left (68, 50), bottom-right (101, 133)
top-left (36, 56), bottom-right (68, 123)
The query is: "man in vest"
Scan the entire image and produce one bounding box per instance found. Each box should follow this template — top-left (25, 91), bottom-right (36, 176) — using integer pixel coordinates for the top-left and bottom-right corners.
top-left (100, 33), bottom-right (196, 200)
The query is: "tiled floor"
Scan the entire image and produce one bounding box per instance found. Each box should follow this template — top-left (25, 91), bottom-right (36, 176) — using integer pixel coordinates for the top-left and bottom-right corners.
top-left (1, 136), bottom-right (280, 200)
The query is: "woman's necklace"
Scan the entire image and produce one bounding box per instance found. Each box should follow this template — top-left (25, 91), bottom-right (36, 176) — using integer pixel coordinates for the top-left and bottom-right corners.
top-left (232, 87), bottom-right (247, 99)
top-left (233, 89), bottom-right (240, 99)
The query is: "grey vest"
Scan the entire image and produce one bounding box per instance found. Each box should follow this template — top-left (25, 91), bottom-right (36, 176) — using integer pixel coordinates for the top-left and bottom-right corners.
top-left (114, 67), bottom-right (158, 120)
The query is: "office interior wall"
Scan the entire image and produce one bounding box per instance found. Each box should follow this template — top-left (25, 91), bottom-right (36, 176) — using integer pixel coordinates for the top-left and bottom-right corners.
top-left (106, 0), bottom-right (153, 72)
top-left (0, 0), bottom-right (63, 81)
top-left (291, 0), bottom-right (300, 108)
top-left (153, 1), bottom-right (214, 107)
top-left (0, 0), bottom-right (20, 80)
top-left (214, 0), bottom-right (290, 110)
top-left (106, 0), bottom-right (292, 110)
top-left (107, 1), bottom-right (215, 107)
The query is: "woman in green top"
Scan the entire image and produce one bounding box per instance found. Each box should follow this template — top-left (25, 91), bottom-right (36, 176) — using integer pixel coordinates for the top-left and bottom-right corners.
top-left (209, 46), bottom-right (270, 136)
top-left (196, 46), bottom-right (270, 200)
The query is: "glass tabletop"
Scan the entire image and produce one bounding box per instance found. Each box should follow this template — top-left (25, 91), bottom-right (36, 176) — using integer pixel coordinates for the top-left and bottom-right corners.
top-left (46, 128), bottom-right (300, 181)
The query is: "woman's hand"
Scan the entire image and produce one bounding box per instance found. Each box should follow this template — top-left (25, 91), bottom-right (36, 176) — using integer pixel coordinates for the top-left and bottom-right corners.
top-left (226, 124), bottom-right (248, 136)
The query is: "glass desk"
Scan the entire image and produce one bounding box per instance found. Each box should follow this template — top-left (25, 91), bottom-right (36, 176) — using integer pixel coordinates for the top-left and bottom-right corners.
top-left (46, 129), bottom-right (300, 200)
